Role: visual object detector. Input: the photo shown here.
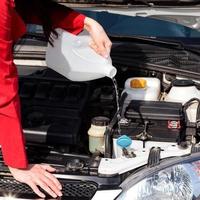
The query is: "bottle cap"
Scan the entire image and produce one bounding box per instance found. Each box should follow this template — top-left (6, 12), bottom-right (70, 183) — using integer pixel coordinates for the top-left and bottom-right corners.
top-left (172, 79), bottom-right (194, 87)
top-left (91, 116), bottom-right (110, 126)
top-left (117, 135), bottom-right (132, 148)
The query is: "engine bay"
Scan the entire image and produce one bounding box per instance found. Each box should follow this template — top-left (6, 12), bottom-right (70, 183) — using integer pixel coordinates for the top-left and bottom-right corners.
top-left (1, 63), bottom-right (199, 198)
top-left (1, 35), bottom-right (200, 198)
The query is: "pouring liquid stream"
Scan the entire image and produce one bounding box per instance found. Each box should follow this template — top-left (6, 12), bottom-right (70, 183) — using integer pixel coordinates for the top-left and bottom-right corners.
top-left (112, 78), bottom-right (121, 135)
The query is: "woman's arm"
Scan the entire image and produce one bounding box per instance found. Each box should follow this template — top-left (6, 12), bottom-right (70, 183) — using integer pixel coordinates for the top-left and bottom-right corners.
top-left (0, 0), bottom-right (28, 169)
top-left (25, 3), bottom-right (112, 58)
top-left (49, 4), bottom-right (112, 57)
top-left (25, 3), bottom-right (85, 35)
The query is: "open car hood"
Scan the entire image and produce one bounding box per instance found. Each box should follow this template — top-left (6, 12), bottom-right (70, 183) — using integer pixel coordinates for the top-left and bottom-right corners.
top-left (59, 0), bottom-right (200, 31)
top-left (59, 0), bottom-right (200, 5)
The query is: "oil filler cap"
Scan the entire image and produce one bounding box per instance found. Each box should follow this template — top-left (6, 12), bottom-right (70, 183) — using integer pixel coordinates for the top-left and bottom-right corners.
top-left (117, 135), bottom-right (132, 148)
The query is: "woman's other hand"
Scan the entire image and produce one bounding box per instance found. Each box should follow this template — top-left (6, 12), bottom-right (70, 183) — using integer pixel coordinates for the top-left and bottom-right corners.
top-left (84, 17), bottom-right (112, 58)
top-left (8, 164), bottom-right (62, 198)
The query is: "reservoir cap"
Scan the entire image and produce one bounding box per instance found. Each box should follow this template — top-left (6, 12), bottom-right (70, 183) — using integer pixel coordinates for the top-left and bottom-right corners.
top-left (91, 116), bottom-right (110, 127)
top-left (117, 135), bottom-right (132, 148)
top-left (130, 79), bottom-right (147, 89)
top-left (172, 79), bottom-right (194, 87)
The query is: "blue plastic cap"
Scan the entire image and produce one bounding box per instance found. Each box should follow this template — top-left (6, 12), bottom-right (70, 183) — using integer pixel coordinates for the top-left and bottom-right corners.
top-left (117, 135), bottom-right (132, 148)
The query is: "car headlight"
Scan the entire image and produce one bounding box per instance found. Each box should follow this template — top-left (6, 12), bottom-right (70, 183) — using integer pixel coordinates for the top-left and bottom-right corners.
top-left (117, 153), bottom-right (200, 200)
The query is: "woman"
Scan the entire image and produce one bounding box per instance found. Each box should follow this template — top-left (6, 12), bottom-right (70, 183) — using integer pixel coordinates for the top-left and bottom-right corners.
top-left (0, 0), bottom-right (112, 198)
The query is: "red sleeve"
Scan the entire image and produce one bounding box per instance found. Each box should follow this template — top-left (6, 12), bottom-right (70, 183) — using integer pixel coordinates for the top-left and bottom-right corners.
top-left (27, 4), bottom-right (85, 35)
top-left (0, 0), bottom-right (28, 168)
top-left (52, 8), bottom-right (85, 35)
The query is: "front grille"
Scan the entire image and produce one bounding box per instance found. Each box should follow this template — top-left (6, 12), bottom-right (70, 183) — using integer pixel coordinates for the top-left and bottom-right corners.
top-left (62, 181), bottom-right (97, 198)
top-left (0, 178), bottom-right (32, 194)
top-left (0, 177), bottom-right (97, 199)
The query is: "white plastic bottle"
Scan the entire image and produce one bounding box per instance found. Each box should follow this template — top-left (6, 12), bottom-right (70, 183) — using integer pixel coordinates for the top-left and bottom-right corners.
top-left (88, 116), bottom-right (110, 154)
top-left (46, 29), bottom-right (117, 81)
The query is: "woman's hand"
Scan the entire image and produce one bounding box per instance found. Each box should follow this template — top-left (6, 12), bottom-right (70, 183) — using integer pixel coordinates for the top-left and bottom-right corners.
top-left (84, 17), bottom-right (112, 58)
top-left (8, 164), bottom-right (62, 198)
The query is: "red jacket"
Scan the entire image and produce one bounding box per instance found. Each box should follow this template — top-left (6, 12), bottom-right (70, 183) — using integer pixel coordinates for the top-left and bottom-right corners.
top-left (0, 0), bottom-right (85, 168)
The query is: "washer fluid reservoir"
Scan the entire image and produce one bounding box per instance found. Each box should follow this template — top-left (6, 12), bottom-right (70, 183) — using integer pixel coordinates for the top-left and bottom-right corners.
top-left (46, 29), bottom-right (117, 81)
top-left (165, 79), bottom-right (200, 122)
top-left (165, 80), bottom-right (200, 104)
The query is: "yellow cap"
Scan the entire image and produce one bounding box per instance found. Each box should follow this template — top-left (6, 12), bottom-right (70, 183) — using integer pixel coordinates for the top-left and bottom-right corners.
top-left (130, 79), bottom-right (147, 88)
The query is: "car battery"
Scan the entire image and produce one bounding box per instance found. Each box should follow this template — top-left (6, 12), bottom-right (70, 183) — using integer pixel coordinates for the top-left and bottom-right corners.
top-left (120, 100), bottom-right (184, 142)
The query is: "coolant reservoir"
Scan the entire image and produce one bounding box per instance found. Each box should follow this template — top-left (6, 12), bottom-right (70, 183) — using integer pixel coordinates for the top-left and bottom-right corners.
top-left (121, 77), bottom-right (160, 116)
top-left (165, 79), bottom-right (200, 122)
top-left (123, 77), bottom-right (161, 101)
top-left (46, 29), bottom-right (117, 81)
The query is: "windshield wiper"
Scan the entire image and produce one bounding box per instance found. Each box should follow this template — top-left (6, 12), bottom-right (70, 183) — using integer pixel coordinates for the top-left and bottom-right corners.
top-left (58, 0), bottom-right (200, 6)
top-left (110, 35), bottom-right (184, 47)
top-left (110, 35), bottom-right (200, 56)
